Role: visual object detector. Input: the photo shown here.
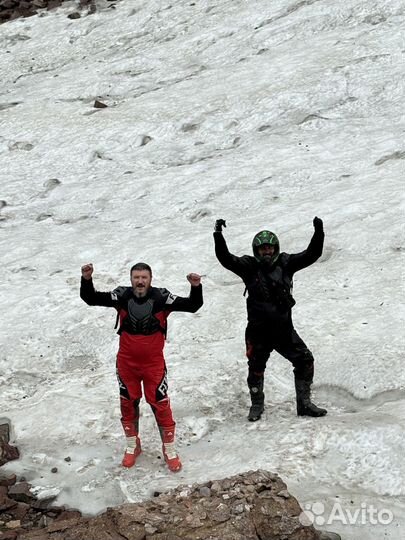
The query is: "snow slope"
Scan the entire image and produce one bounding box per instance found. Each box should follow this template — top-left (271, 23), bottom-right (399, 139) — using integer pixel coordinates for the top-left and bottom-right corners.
top-left (1, 1), bottom-right (404, 538)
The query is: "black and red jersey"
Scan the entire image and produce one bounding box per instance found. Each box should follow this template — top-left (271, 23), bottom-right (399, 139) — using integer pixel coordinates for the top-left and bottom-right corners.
top-left (80, 278), bottom-right (203, 339)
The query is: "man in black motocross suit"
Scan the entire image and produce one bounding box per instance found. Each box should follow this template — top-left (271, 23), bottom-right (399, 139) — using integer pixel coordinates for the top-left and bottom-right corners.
top-left (214, 218), bottom-right (327, 421)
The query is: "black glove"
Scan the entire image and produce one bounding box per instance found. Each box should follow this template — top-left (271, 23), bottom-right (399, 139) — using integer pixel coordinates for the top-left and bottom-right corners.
top-left (313, 216), bottom-right (323, 231)
top-left (215, 219), bottom-right (226, 232)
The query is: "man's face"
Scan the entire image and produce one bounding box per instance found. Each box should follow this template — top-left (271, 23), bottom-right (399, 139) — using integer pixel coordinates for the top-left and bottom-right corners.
top-left (131, 270), bottom-right (152, 297)
top-left (257, 244), bottom-right (275, 258)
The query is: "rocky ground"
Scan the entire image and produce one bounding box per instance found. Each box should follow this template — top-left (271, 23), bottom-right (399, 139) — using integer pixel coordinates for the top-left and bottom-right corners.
top-left (1, 420), bottom-right (82, 540)
top-left (0, 0), bottom-right (114, 24)
top-left (1, 420), bottom-right (341, 540)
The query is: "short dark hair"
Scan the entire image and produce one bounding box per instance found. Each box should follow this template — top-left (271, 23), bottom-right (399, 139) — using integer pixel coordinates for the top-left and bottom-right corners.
top-left (130, 262), bottom-right (152, 276)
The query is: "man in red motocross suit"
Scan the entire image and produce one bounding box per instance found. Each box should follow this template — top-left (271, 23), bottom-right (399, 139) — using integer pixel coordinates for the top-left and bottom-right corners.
top-left (80, 262), bottom-right (203, 472)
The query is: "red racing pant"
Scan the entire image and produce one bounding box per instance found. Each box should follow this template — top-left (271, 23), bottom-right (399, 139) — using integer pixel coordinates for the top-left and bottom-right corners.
top-left (116, 332), bottom-right (175, 441)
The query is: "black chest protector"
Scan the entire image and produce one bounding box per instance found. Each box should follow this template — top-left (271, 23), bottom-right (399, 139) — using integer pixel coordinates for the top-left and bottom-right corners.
top-left (245, 257), bottom-right (296, 313)
top-left (117, 293), bottom-right (166, 336)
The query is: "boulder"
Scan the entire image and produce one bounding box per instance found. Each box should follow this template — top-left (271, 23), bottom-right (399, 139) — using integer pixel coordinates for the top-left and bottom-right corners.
top-left (0, 420), bottom-right (19, 466)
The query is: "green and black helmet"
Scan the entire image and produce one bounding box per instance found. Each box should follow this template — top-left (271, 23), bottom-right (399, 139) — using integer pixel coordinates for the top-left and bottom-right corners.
top-left (252, 230), bottom-right (280, 264)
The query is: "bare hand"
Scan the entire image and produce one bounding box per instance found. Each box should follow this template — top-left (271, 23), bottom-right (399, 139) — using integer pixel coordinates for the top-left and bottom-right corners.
top-left (187, 273), bottom-right (201, 287)
top-left (81, 263), bottom-right (94, 280)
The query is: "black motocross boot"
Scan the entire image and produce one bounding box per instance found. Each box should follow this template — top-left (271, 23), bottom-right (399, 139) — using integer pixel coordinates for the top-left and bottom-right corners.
top-left (247, 375), bottom-right (265, 422)
top-left (295, 378), bottom-right (327, 417)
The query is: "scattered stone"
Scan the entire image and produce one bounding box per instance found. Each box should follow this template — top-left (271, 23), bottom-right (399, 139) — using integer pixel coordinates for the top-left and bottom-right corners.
top-left (55, 510), bottom-right (82, 521)
top-left (31, 497), bottom-right (58, 511)
top-left (1, 1), bottom-right (17, 10)
top-left (181, 122), bottom-right (199, 132)
top-left (0, 473), bottom-right (17, 487)
top-left (8, 501), bottom-right (30, 521)
top-left (43, 178), bottom-right (61, 190)
top-left (199, 486), bottom-right (211, 497)
top-left (0, 487), bottom-right (18, 511)
top-left (38, 515), bottom-right (50, 528)
top-left (47, 0), bottom-right (62, 8)
top-left (36, 213), bottom-right (53, 221)
top-left (0, 531), bottom-right (19, 540)
top-left (140, 135), bottom-right (153, 146)
top-left (8, 141), bottom-right (34, 151)
top-left (8, 483), bottom-right (35, 504)
top-left (0, 421), bottom-right (19, 466)
top-left (6, 519), bottom-right (21, 528)
top-left (88, 0), bottom-right (96, 14)
top-left (93, 99), bottom-right (108, 108)
top-left (67, 11), bottom-right (80, 19)
top-left (0, 0), bottom-right (66, 23)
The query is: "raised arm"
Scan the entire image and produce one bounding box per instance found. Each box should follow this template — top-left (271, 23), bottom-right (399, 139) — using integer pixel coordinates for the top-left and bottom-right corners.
top-left (80, 264), bottom-right (117, 307)
top-left (286, 217), bottom-right (325, 274)
top-left (213, 219), bottom-right (254, 279)
top-left (162, 273), bottom-right (203, 313)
